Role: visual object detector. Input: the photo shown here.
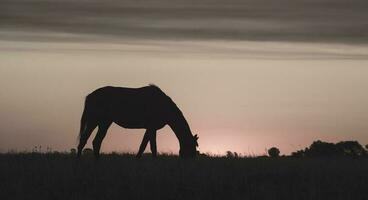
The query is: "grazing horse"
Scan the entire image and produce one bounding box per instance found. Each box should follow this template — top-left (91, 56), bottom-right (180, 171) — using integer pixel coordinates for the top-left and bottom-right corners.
top-left (77, 84), bottom-right (199, 158)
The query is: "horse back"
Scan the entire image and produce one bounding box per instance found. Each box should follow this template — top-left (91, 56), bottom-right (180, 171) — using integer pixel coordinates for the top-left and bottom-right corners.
top-left (85, 85), bottom-right (174, 129)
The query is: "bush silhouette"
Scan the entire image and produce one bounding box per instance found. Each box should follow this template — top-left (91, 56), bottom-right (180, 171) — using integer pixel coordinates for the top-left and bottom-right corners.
top-left (307, 141), bottom-right (338, 157)
top-left (70, 148), bottom-right (77, 155)
top-left (291, 149), bottom-right (307, 157)
top-left (336, 141), bottom-right (366, 156)
top-left (226, 151), bottom-right (239, 158)
top-left (292, 140), bottom-right (367, 157)
top-left (268, 147), bottom-right (280, 158)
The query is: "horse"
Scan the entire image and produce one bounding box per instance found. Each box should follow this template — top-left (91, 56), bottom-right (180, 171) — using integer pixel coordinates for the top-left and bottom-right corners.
top-left (77, 84), bottom-right (199, 158)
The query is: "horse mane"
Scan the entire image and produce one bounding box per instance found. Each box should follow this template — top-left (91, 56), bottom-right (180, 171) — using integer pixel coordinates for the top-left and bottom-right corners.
top-left (148, 84), bottom-right (184, 114)
top-left (148, 84), bottom-right (170, 100)
top-left (148, 83), bottom-right (163, 92)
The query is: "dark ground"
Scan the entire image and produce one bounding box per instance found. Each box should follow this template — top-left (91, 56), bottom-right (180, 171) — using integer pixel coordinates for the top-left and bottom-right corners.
top-left (0, 153), bottom-right (367, 200)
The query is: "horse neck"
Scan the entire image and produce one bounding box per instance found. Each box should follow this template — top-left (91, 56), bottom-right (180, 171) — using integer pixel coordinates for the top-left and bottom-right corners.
top-left (168, 111), bottom-right (193, 148)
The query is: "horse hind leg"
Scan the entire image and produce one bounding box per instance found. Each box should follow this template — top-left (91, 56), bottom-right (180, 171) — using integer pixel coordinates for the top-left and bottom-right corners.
top-left (149, 131), bottom-right (157, 157)
top-left (92, 121), bottom-right (112, 159)
top-left (77, 121), bottom-right (97, 158)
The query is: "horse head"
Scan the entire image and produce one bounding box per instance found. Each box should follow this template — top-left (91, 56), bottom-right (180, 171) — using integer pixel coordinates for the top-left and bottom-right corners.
top-left (179, 134), bottom-right (199, 158)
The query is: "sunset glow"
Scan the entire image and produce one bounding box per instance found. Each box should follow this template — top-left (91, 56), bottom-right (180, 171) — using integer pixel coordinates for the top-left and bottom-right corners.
top-left (1, 0), bottom-right (368, 155)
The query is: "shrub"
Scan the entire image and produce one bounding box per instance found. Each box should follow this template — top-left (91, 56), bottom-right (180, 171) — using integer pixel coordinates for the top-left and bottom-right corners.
top-left (226, 151), bottom-right (234, 158)
top-left (226, 151), bottom-right (239, 158)
top-left (307, 140), bottom-right (337, 157)
top-left (291, 140), bottom-right (367, 157)
top-left (268, 147), bottom-right (280, 158)
top-left (336, 141), bottom-right (366, 156)
top-left (70, 148), bottom-right (77, 155)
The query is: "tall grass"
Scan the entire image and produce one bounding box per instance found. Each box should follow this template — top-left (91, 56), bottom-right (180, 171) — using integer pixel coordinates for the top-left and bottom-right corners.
top-left (0, 152), bottom-right (367, 200)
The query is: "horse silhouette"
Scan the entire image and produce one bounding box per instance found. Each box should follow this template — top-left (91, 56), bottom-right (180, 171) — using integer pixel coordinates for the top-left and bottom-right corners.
top-left (77, 84), bottom-right (198, 158)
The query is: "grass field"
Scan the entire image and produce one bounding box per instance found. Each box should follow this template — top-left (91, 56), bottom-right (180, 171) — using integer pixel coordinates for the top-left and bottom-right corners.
top-left (1, 153), bottom-right (367, 200)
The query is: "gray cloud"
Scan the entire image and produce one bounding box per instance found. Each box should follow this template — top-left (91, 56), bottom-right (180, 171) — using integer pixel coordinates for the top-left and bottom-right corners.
top-left (1, 0), bottom-right (368, 43)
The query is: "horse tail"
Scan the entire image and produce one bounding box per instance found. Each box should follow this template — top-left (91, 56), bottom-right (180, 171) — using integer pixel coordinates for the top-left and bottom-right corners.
top-left (78, 97), bottom-right (90, 140)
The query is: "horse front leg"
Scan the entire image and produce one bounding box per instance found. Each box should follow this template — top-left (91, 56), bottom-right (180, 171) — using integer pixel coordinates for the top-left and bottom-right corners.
top-left (136, 129), bottom-right (151, 158)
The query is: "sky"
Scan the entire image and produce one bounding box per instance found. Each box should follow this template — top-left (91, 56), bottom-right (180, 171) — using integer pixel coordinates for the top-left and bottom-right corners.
top-left (1, 0), bottom-right (368, 155)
